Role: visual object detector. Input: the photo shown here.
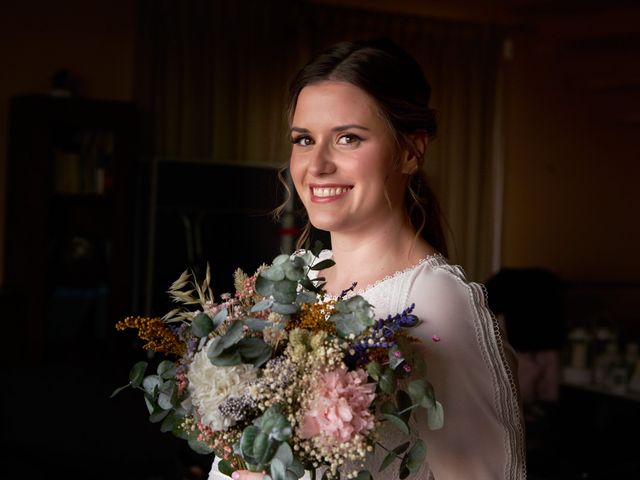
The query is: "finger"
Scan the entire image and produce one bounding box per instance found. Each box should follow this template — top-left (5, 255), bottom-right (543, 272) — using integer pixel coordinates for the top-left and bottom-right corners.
top-left (231, 470), bottom-right (266, 480)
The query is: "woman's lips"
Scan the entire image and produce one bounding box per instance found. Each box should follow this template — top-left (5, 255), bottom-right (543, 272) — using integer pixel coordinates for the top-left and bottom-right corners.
top-left (309, 185), bottom-right (353, 202)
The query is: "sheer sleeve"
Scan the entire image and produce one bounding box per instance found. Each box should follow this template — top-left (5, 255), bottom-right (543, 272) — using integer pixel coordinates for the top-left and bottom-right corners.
top-left (407, 264), bottom-right (526, 480)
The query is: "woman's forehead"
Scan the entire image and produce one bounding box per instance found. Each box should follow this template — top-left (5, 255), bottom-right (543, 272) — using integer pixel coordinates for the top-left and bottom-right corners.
top-left (293, 81), bottom-right (381, 126)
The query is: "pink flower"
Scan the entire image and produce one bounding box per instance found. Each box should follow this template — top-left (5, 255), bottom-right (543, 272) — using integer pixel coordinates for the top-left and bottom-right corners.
top-left (299, 367), bottom-right (376, 444)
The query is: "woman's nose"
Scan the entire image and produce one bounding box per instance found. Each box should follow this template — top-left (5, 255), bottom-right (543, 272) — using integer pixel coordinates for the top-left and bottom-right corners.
top-left (308, 143), bottom-right (336, 176)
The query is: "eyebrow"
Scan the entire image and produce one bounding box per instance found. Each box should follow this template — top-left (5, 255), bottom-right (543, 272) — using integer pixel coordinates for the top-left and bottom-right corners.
top-left (290, 124), bottom-right (370, 133)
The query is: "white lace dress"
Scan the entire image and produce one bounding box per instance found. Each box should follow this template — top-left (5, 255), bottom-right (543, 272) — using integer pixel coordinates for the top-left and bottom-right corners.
top-left (208, 252), bottom-right (526, 480)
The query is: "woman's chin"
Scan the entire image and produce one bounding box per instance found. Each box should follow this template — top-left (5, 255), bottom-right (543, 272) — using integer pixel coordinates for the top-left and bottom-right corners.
top-left (308, 215), bottom-right (343, 234)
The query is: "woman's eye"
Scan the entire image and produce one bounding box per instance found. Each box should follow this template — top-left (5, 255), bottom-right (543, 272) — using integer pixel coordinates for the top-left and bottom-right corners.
top-left (337, 134), bottom-right (361, 145)
top-left (291, 135), bottom-right (313, 146)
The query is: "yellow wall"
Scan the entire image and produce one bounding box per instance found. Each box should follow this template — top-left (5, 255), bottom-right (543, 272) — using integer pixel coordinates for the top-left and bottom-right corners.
top-left (501, 26), bottom-right (640, 282)
top-left (0, 0), bottom-right (135, 285)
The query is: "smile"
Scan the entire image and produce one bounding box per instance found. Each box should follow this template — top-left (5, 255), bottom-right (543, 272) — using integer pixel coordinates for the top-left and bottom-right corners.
top-left (311, 187), bottom-right (353, 198)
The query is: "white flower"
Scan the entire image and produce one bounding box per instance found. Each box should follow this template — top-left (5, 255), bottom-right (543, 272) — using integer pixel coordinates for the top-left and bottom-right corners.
top-left (187, 340), bottom-right (258, 431)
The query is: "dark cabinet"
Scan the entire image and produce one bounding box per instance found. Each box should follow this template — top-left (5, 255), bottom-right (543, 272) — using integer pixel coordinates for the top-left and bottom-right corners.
top-left (4, 94), bottom-right (137, 365)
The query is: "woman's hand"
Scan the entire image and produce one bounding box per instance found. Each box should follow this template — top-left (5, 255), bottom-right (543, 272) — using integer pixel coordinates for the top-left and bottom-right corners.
top-left (230, 470), bottom-right (266, 480)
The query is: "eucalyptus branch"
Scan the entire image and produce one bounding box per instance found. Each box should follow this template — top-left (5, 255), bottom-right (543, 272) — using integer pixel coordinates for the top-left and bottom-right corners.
top-left (396, 403), bottom-right (419, 416)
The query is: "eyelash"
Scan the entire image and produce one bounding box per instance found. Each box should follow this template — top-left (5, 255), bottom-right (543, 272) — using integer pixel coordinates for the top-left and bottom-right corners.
top-left (290, 133), bottom-right (363, 147)
top-left (290, 135), bottom-right (313, 146)
top-left (337, 134), bottom-right (362, 145)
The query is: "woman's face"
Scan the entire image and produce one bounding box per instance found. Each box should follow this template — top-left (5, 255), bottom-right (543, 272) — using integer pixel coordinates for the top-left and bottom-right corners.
top-left (289, 80), bottom-right (408, 235)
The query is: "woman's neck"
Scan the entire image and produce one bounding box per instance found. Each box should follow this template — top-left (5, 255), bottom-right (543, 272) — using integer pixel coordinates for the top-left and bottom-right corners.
top-left (320, 220), bottom-right (436, 296)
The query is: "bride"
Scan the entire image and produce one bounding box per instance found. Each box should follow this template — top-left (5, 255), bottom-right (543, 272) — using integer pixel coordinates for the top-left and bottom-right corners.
top-left (215, 38), bottom-right (526, 480)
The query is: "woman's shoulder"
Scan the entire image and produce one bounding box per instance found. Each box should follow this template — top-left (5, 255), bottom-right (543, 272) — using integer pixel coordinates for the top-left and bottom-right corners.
top-left (411, 254), bottom-right (486, 300)
top-left (407, 256), bottom-right (494, 329)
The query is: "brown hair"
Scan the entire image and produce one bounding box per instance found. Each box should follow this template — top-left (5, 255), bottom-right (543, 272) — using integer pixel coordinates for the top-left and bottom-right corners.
top-left (277, 37), bottom-right (448, 257)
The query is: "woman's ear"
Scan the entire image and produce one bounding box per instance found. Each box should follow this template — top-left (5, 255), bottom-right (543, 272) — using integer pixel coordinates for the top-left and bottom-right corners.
top-left (400, 133), bottom-right (428, 174)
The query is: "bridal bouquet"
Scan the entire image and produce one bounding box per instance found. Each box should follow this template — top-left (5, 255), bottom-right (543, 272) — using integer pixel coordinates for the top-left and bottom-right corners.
top-left (113, 245), bottom-right (443, 480)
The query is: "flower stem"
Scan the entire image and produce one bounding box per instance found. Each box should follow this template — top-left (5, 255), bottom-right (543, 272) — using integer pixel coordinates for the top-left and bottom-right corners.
top-left (396, 403), bottom-right (419, 416)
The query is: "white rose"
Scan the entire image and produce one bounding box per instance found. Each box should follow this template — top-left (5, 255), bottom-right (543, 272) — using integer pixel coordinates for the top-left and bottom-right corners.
top-left (187, 340), bottom-right (258, 431)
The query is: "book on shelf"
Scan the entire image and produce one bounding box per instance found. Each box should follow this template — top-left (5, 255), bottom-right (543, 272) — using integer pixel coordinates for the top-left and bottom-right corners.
top-left (53, 130), bottom-right (115, 195)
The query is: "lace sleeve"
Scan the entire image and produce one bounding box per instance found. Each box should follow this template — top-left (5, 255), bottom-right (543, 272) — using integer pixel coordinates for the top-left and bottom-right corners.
top-left (406, 265), bottom-right (527, 480)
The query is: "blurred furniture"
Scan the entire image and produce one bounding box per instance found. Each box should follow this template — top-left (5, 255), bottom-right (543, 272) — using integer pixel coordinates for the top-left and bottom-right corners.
top-left (485, 268), bottom-right (566, 416)
top-left (4, 94), bottom-right (137, 365)
top-left (133, 160), bottom-right (287, 318)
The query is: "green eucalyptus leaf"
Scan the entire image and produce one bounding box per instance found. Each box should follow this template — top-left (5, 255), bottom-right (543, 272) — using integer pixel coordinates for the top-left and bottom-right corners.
top-left (144, 394), bottom-right (154, 415)
top-left (309, 259), bottom-right (335, 271)
top-left (251, 299), bottom-right (273, 312)
top-left (408, 380), bottom-right (435, 409)
top-left (237, 337), bottom-right (272, 361)
top-left (207, 336), bottom-right (225, 358)
top-left (332, 312), bottom-right (365, 338)
top-left (299, 277), bottom-right (317, 293)
top-left (331, 295), bottom-right (374, 337)
top-left (379, 368), bottom-right (396, 394)
top-left (142, 375), bottom-right (162, 396)
top-left (173, 420), bottom-right (190, 439)
top-left (310, 240), bottom-right (325, 256)
top-left (157, 360), bottom-right (176, 379)
top-left (110, 383), bottom-right (129, 397)
top-left (188, 436), bottom-right (214, 455)
top-left (367, 361), bottom-right (382, 381)
top-left (389, 345), bottom-right (405, 369)
top-left (192, 312), bottom-right (214, 337)
top-left (381, 413), bottom-right (409, 434)
top-left (218, 460), bottom-right (234, 477)
top-left (240, 425), bottom-right (260, 462)
top-left (272, 280), bottom-right (297, 304)
top-left (129, 361), bottom-right (148, 387)
top-left (209, 349), bottom-right (242, 366)
top-left (284, 264), bottom-right (304, 282)
top-left (157, 391), bottom-right (172, 410)
top-left (396, 389), bottom-right (412, 423)
top-left (273, 442), bottom-right (294, 467)
top-left (257, 405), bottom-right (292, 441)
top-left (405, 439), bottom-right (427, 471)
top-left (270, 457), bottom-right (287, 480)
top-left (253, 432), bottom-right (270, 464)
top-left (427, 401), bottom-right (444, 430)
top-left (160, 412), bottom-right (178, 433)
top-left (295, 291), bottom-right (317, 304)
top-left (209, 320), bottom-right (245, 359)
top-left (380, 400), bottom-right (397, 415)
top-left (245, 318), bottom-right (269, 331)
top-left (262, 265), bottom-right (286, 281)
top-left (252, 345), bottom-right (273, 368)
top-left (212, 307), bottom-right (228, 329)
top-left (272, 254), bottom-right (290, 266)
top-left (222, 320), bottom-right (245, 347)
top-left (255, 274), bottom-right (275, 297)
top-left (288, 459), bottom-right (305, 478)
top-left (355, 471), bottom-right (372, 480)
top-left (392, 442), bottom-right (411, 456)
top-left (149, 407), bottom-right (170, 423)
top-left (379, 441), bottom-right (411, 471)
top-left (380, 450), bottom-right (398, 472)
top-left (399, 463), bottom-right (411, 480)
top-left (271, 302), bottom-right (298, 315)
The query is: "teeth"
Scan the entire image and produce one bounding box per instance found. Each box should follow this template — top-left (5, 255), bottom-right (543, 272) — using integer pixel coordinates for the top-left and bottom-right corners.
top-left (312, 187), bottom-right (352, 197)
